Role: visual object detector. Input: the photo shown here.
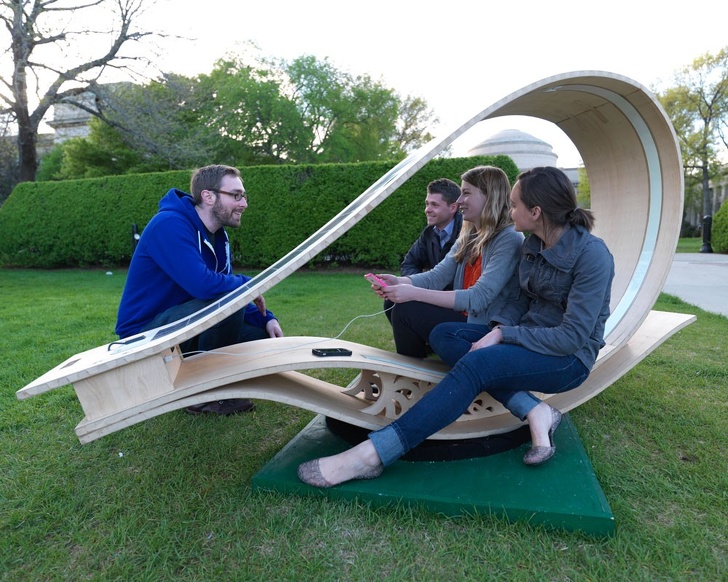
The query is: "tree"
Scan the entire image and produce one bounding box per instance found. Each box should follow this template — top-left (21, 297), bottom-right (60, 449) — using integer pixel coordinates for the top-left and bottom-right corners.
top-left (576, 166), bottom-right (590, 208)
top-left (93, 76), bottom-right (218, 170)
top-left (38, 117), bottom-right (153, 180)
top-left (194, 53), bottom-right (436, 165)
top-left (38, 50), bottom-right (439, 177)
top-left (658, 47), bottom-right (728, 247)
top-left (196, 58), bottom-right (309, 165)
top-left (285, 55), bottom-right (406, 163)
top-left (0, 113), bottom-right (19, 204)
top-left (314, 70), bottom-right (401, 163)
top-left (0, 0), bottom-right (154, 183)
top-left (395, 95), bottom-right (437, 154)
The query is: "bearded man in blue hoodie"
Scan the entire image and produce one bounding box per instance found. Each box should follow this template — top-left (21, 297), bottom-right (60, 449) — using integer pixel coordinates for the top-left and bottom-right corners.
top-left (116, 164), bottom-right (284, 415)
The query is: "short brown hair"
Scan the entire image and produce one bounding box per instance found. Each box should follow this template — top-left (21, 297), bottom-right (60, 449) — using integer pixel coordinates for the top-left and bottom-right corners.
top-left (427, 178), bottom-right (461, 204)
top-left (190, 165), bottom-right (241, 205)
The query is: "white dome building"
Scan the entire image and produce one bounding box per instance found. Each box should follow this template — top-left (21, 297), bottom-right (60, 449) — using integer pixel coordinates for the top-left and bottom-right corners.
top-left (468, 129), bottom-right (558, 171)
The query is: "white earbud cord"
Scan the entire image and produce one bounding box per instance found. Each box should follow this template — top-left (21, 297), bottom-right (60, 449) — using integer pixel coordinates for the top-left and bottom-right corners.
top-left (177, 303), bottom-right (395, 360)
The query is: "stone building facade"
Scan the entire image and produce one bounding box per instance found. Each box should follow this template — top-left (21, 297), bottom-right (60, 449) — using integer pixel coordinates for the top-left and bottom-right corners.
top-left (45, 92), bottom-right (96, 144)
top-left (678, 169), bottom-right (728, 226)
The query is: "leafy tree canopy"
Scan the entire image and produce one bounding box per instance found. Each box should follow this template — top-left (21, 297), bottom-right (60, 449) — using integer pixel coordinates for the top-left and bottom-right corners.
top-left (657, 46), bottom-right (728, 221)
top-left (44, 49), bottom-right (438, 179)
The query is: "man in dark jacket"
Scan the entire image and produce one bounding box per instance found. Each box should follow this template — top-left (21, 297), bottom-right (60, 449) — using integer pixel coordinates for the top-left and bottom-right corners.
top-left (385, 178), bottom-right (462, 322)
top-left (116, 164), bottom-right (283, 415)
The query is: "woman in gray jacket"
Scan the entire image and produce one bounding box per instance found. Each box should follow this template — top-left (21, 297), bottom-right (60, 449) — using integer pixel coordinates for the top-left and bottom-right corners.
top-left (371, 165), bottom-right (524, 358)
top-left (299, 166), bottom-right (614, 487)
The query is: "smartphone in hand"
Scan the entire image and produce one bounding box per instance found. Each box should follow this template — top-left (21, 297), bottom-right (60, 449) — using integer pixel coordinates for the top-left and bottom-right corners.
top-left (364, 273), bottom-right (388, 287)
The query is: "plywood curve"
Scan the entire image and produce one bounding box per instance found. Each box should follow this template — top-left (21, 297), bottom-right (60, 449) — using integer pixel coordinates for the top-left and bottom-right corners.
top-left (17, 71), bottom-right (692, 442)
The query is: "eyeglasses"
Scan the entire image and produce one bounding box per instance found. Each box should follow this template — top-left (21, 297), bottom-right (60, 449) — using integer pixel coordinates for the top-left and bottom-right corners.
top-left (213, 189), bottom-right (247, 201)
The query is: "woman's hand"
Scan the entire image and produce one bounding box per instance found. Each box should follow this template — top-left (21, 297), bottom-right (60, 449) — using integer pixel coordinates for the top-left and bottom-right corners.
top-left (469, 326), bottom-right (503, 352)
top-left (368, 274), bottom-right (402, 299)
top-left (377, 274), bottom-right (399, 286)
top-left (381, 283), bottom-right (418, 303)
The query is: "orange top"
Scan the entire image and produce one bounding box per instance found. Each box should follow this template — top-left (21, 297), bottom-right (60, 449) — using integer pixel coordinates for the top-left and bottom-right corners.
top-left (460, 255), bottom-right (482, 315)
top-left (462, 254), bottom-right (482, 291)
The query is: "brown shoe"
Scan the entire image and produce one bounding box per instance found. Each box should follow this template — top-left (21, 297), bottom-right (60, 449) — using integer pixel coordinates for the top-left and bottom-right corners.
top-left (185, 399), bottom-right (255, 416)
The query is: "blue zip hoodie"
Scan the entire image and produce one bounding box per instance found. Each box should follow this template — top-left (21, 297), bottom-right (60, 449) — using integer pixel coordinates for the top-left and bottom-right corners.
top-left (115, 188), bottom-right (275, 338)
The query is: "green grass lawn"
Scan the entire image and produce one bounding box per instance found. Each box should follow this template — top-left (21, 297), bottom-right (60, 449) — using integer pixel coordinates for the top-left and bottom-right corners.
top-left (1, 268), bottom-right (726, 581)
top-left (676, 237), bottom-right (704, 253)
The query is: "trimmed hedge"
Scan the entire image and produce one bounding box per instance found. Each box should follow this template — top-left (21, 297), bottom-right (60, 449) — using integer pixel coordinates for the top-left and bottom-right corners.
top-left (0, 156), bottom-right (519, 269)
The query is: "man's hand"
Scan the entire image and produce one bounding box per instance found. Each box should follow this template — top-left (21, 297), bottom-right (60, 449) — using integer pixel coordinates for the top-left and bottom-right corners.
top-left (266, 319), bottom-right (284, 338)
top-left (253, 295), bottom-right (267, 314)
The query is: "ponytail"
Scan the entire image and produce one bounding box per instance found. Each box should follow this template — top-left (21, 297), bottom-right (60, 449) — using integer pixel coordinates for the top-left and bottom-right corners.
top-left (518, 167), bottom-right (596, 233)
top-left (567, 208), bottom-right (595, 231)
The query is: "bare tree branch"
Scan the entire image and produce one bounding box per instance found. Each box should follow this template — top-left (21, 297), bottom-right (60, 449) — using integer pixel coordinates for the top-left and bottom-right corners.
top-left (0, 0), bottom-right (158, 182)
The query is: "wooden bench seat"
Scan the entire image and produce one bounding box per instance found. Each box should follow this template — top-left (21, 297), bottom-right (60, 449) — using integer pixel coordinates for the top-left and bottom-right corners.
top-left (66, 310), bottom-right (694, 444)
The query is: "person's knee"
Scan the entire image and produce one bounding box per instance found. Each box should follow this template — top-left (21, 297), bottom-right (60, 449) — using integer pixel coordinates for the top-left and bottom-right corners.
top-left (429, 322), bottom-right (476, 366)
top-left (237, 323), bottom-right (269, 343)
top-left (391, 301), bottom-right (422, 328)
top-left (429, 321), bottom-right (457, 352)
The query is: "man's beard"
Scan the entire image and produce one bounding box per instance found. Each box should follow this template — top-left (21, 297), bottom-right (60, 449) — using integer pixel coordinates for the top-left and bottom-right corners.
top-left (212, 199), bottom-right (242, 228)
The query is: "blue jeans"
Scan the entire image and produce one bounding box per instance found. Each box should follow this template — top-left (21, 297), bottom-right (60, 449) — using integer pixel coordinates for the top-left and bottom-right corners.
top-left (368, 322), bottom-right (589, 466)
top-left (141, 298), bottom-right (268, 354)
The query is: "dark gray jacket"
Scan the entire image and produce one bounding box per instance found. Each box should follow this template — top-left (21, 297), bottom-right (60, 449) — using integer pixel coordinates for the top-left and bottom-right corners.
top-left (400, 212), bottom-right (463, 283)
top-left (494, 225), bottom-right (614, 371)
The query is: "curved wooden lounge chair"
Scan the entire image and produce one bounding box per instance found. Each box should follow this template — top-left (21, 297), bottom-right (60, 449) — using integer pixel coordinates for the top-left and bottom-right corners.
top-left (17, 71), bottom-right (695, 444)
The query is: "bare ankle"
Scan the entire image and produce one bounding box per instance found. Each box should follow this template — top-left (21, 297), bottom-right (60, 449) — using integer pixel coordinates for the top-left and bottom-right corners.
top-left (355, 439), bottom-right (381, 467)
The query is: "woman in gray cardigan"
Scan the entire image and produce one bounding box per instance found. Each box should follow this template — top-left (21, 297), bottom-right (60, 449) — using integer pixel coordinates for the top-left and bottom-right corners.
top-left (371, 165), bottom-right (524, 358)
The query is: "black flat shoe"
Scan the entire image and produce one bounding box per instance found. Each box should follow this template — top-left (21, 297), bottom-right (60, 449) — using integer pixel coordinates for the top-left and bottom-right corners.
top-left (185, 399), bottom-right (255, 416)
top-left (523, 405), bottom-right (562, 465)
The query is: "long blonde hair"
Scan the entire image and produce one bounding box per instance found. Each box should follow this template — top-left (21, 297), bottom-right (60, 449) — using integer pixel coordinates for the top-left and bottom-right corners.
top-left (454, 165), bottom-right (512, 265)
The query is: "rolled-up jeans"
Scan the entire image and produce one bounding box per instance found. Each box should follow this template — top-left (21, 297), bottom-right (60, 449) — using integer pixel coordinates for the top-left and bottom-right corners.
top-left (368, 322), bottom-right (589, 466)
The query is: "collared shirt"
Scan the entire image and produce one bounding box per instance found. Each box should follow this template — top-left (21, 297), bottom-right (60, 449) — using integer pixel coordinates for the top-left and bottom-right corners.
top-left (434, 221), bottom-right (454, 248)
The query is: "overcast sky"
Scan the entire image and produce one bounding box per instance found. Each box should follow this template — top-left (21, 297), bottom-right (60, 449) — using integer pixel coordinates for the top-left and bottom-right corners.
top-left (79, 0), bottom-right (728, 166)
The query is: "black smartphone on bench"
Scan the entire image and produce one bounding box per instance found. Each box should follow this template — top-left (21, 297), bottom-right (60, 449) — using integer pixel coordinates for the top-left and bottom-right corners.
top-left (312, 348), bottom-right (353, 357)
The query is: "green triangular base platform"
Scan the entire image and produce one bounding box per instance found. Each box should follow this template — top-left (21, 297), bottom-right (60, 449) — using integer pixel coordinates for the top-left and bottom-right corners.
top-left (252, 414), bottom-right (615, 537)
